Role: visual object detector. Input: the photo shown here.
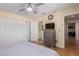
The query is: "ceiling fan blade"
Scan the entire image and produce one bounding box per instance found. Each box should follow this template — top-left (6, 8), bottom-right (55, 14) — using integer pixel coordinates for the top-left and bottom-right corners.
top-left (19, 8), bottom-right (25, 11)
top-left (27, 3), bottom-right (32, 7)
top-left (33, 10), bottom-right (37, 14)
top-left (35, 3), bottom-right (44, 6)
top-left (28, 3), bottom-right (31, 5)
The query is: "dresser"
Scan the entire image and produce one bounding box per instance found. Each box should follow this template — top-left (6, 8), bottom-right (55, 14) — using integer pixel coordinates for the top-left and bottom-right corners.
top-left (44, 29), bottom-right (56, 48)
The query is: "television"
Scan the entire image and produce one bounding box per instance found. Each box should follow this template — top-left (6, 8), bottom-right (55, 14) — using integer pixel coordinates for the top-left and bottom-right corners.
top-left (45, 23), bottom-right (55, 29)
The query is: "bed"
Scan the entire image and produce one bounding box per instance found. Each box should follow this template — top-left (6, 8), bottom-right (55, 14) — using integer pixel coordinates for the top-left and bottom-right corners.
top-left (0, 41), bottom-right (59, 56)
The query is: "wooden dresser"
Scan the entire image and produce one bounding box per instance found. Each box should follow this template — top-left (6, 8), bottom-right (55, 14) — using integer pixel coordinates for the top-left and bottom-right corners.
top-left (44, 29), bottom-right (56, 48)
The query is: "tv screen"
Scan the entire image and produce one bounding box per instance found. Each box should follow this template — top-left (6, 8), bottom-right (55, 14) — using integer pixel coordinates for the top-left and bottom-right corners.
top-left (45, 23), bottom-right (55, 29)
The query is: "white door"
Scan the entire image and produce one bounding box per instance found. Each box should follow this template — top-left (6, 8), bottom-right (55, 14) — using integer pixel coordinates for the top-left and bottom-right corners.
top-left (78, 22), bottom-right (79, 40)
top-left (25, 22), bottom-right (30, 41)
top-left (31, 22), bottom-right (38, 41)
top-left (76, 22), bottom-right (79, 40)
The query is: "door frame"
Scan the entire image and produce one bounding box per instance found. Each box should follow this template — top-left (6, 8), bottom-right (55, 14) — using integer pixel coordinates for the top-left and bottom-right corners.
top-left (64, 12), bottom-right (79, 48)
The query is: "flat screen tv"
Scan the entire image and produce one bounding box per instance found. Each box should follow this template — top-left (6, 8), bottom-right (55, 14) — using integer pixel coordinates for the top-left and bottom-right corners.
top-left (45, 23), bottom-right (55, 29)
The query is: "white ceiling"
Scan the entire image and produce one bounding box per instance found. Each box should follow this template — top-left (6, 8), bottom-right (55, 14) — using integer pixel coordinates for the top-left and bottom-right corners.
top-left (0, 3), bottom-right (79, 16)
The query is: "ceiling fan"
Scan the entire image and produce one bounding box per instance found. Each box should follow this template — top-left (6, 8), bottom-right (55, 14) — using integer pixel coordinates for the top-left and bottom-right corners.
top-left (19, 3), bottom-right (44, 14)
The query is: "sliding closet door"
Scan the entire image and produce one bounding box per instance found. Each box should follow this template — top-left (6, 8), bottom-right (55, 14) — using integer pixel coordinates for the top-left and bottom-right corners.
top-left (0, 18), bottom-right (30, 47)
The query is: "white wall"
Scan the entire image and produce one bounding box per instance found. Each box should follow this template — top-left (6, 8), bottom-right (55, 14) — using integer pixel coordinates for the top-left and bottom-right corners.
top-left (0, 18), bottom-right (30, 47)
top-left (31, 21), bottom-right (38, 41)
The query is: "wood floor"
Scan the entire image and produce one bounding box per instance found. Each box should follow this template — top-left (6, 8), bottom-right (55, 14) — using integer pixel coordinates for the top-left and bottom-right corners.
top-left (31, 40), bottom-right (79, 56)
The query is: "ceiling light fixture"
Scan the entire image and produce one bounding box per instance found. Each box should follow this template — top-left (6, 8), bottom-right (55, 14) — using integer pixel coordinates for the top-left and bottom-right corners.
top-left (27, 6), bottom-right (33, 12)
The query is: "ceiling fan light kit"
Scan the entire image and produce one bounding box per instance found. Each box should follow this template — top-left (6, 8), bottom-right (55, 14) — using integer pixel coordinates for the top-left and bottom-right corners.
top-left (26, 6), bottom-right (33, 12)
top-left (19, 3), bottom-right (44, 14)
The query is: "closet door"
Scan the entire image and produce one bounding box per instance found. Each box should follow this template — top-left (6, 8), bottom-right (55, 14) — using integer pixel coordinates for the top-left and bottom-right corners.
top-left (31, 22), bottom-right (38, 41)
top-left (0, 18), bottom-right (30, 46)
top-left (78, 22), bottom-right (79, 40)
top-left (76, 22), bottom-right (79, 40)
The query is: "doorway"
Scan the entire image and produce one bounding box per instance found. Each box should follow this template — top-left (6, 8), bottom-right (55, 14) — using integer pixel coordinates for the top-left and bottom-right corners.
top-left (65, 22), bottom-right (76, 48)
top-left (67, 23), bottom-right (75, 40)
top-left (65, 14), bottom-right (79, 48)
